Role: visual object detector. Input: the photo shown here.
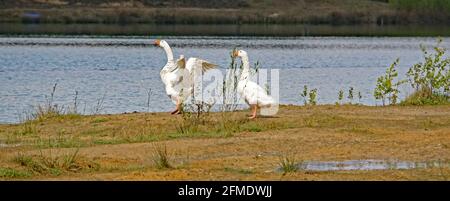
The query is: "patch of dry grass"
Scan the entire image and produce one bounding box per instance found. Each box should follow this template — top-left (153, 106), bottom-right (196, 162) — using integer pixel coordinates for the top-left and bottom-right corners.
top-left (13, 149), bottom-right (99, 176)
top-left (0, 105), bottom-right (449, 180)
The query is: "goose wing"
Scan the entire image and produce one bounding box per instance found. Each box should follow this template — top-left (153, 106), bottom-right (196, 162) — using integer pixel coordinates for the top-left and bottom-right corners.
top-left (186, 58), bottom-right (217, 74)
top-left (176, 55), bottom-right (186, 69)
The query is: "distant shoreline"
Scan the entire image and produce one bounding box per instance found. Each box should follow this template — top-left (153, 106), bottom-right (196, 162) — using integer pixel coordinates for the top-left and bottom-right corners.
top-left (1, 0), bottom-right (449, 36)
top-left (1, 23), bottom-right (450, 37)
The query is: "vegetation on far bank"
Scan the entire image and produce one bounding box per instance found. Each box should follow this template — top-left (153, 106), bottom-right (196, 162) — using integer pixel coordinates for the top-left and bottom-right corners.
top-left (0, 0), bottom-right (449, 25)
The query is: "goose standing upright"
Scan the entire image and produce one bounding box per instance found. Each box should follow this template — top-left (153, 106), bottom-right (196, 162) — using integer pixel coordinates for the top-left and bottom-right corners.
top-left (232, 49), bottom-right (276, 119)
top-left (154, 39), bottom-right (217, 114)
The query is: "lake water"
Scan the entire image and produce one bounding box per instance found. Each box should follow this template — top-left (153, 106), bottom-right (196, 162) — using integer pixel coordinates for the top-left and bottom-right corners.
top-left (1, 36), bottom-right (449, 123)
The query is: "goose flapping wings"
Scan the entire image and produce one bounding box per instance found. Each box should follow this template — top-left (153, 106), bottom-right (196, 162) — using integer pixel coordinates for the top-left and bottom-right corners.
top-left (156, 39), bottom-right (217, 114)
top-left (171, 56), bottom-right (218, 100)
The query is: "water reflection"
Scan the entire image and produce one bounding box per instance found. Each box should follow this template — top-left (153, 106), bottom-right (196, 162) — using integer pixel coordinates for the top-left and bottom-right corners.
top-left (1, 23), bottom-right (450, 36)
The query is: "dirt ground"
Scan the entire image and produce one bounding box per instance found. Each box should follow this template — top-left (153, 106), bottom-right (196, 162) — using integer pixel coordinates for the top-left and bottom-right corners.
top-left (0, 105), bottom-right (449, 180)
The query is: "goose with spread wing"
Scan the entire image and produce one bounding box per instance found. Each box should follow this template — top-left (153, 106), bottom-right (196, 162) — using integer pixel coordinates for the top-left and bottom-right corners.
top-left (154, 39), bottom-right (217, 114)
top-left (232, 49), bottom-right (276, 119)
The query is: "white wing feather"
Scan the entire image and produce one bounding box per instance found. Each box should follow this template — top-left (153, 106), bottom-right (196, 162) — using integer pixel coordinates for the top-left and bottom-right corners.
top-left (161, 57), bottom-right (217, 105)
top-left (186, 58), bottom-right (217, 74)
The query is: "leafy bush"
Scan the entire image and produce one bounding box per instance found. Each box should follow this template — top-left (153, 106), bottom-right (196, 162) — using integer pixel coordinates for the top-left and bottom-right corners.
top-left (407, 39), bottom-right (449, 95)
top-left (401, 87), bottom-right (449, 105)
top-left (300, 85), bottom-right (318, 106)
top-left (374, 58), bottom-right (406, 105)
top-left (309, 89), bottom-right (318, 106)
top-left (348, 87), bottom-right (354, 103)
top-left (402, 38), bottom-right (449, 105)
top-left (337, 89), bottom-right (344, 105)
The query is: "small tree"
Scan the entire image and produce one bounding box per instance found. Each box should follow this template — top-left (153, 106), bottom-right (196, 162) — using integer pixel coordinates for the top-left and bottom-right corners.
top-left (348, 87), bottom-right (354, 103)
top-left (337, 89), bottom-right (344, 105)
top-left (300, 85), bottom-right (318, 106)
top-left (309, 89), bottom-right (318, 106)
top-left (374, 58), bottom-right (406, 106)
top-left (406, 38), bottom-right (450, 96)
top-left (300, 85), bottom-right (308, 105)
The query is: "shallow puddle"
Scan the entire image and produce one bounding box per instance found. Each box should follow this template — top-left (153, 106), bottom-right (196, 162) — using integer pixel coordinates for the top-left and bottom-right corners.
top-left (278, 159), bottom-right (449, 172)
top-left (0, 143), bottom-right (22, 148)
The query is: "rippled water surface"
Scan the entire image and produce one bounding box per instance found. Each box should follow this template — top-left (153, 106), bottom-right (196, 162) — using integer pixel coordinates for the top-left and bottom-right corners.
top-left (1, 36), bottom-right (449, 123)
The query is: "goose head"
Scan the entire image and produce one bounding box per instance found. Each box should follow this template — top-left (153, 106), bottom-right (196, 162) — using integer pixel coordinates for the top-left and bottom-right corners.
top-left (154, 39), bottom-right (167, 47)
top-left (232, 49), bottom-right (247, 58)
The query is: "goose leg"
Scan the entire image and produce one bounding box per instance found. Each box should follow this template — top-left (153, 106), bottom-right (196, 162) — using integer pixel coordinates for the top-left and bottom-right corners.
top-left (170, 107), bottom-right (179, 114)
top-left (175, 102), bottom-right (182, 114)
top-left (171, 99), bottom-right (182, 115)
top-left (249, 104), bottom-right (257, 119)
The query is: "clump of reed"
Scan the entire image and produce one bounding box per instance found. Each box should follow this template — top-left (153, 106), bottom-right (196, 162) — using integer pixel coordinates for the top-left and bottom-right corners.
top-left (29, 82), bottom-right (65, 122)
top-left (22, 82), bottom-right (110, 125)
top-left (278, 152), bottom-right (299, 175)
top-left (175, 101), bottom-right (214, 135)
top-left (13, 149), bottom-right (99, 176)
top-left (151, 143), bottom-right (172, 169)
top-left (23, 82), bottom-right (84, 123)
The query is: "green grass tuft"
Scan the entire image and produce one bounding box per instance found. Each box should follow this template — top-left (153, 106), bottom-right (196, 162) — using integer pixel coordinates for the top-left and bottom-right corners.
top-left (0, 167), bottom-right (32, 178)
top-left (279, 154), bottom-right (298, 175)
top-left (13, 149), bottom-right (99, 175)
top-left (401, 88), bottom-right (449, 106)
top-left (152, 143), bottom-right (172, 169)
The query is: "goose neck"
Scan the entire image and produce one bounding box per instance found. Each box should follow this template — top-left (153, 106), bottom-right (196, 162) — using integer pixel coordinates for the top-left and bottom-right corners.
top-left (161, 42), bottom-right (174, 62)
top-left (240, 55), bottom-right (250, 80)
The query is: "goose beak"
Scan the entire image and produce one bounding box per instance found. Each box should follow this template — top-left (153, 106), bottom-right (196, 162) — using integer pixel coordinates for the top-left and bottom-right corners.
top-left (232, 50), bottom-right (239, 57)
top-left (153, 39), bottom-right (161, 47)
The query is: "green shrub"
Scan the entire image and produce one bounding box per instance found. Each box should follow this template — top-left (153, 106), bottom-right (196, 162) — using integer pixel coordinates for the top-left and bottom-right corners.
top-left (152, 143), bottom-right (172, 169)
top-left (348, 87), bottom-right (354, 103)
top-left (0, 167), bottom-right (32, 178)
top-left (374, 58), bottom-right (406, 105)
top-left (278, 154), bottom-right (298, 175)
top-left (402, 38), bottom-right (450, 105)
top-left (401, 88), bottom-right (449, 105)
top-left (300, 85), bottom-right (318, 106)
top-left (337, 89), bottom-right (344, 105)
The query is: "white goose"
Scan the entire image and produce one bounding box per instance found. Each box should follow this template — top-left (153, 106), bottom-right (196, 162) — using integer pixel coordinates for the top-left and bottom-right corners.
top-left (232, 49), bottom-right (276, 119)
top-left (154, 39), bottom-right (217, 114)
